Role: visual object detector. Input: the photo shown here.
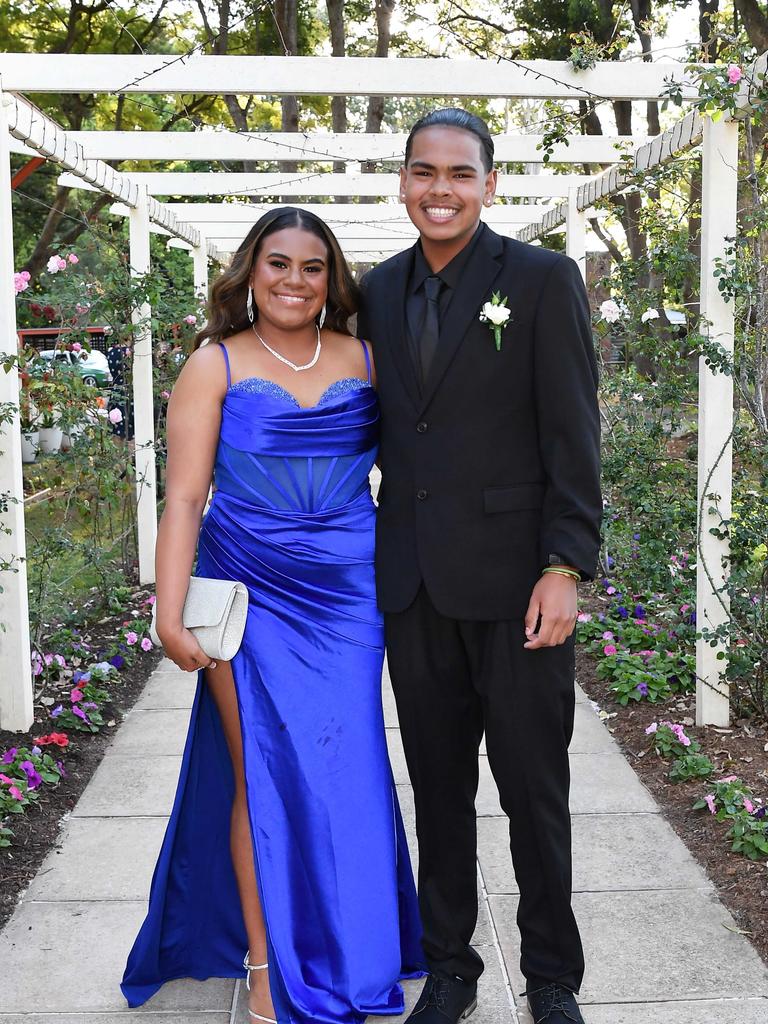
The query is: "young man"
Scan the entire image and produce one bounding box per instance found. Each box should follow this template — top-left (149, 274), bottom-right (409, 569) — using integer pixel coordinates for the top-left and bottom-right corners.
top-left (358, 109), bottom-right (602, 1024)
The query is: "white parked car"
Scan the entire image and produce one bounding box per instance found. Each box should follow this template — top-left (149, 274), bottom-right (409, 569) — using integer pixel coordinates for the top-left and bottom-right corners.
top-left (38, 348), bottom-right (113, 387)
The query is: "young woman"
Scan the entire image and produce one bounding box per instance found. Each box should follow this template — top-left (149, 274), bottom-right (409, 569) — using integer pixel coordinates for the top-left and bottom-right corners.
top-left (121, 207), bottom-right (424, 1023)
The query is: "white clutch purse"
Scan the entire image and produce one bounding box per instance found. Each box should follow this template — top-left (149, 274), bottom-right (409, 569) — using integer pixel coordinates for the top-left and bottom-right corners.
top-left (150, 577), bottom-right (249, 662)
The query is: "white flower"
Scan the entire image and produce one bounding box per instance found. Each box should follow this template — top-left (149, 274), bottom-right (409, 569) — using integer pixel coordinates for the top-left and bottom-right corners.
top-left (641, 307), bottom-right (659, 323)
top-left (599, 299), bottom-right (622, 323)
top-left (46, 255), bottom-right (62, 274)
top-left (631, 393), bottom-right (644, 402)
top-left (480, 301), bottom-right (511, 326)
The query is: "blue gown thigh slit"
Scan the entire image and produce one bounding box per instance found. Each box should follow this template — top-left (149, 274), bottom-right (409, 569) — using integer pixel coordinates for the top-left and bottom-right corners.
top-left (121, 360), bottom-right (424, 1023)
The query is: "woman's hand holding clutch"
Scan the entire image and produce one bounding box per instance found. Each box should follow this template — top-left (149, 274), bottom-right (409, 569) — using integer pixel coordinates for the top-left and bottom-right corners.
top-left (156, 622), bottom-right (218, 673)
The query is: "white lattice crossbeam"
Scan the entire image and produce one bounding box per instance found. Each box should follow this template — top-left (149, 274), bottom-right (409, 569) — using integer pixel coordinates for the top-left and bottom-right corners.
top-left (1, 91), bottom-right (216, 254)
top-left (14, 131), bottom-right (650, 165)
top-left (517, 109), bottom-right (705, 242)
top-left (59, 171), bottom-right (594, 199)
top-left (0, 54), bottom-right (703, 101)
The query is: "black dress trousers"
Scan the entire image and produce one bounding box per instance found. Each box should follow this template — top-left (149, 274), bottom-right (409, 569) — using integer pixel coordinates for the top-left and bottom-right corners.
top-left (385, 585), bottom-right (584, 993)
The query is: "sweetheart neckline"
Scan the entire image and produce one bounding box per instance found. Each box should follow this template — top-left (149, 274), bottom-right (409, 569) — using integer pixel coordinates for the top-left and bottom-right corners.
top-left (227, 376), bottom-right (372, 410)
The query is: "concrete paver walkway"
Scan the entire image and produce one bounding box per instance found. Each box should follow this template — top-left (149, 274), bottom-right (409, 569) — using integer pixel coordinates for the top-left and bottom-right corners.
top-left (1, 659), bottom-right (767, 1023)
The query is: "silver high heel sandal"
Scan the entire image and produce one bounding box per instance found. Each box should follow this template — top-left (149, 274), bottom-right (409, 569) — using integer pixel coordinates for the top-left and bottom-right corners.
top-left (243, 953), bottom-right (276, 1023)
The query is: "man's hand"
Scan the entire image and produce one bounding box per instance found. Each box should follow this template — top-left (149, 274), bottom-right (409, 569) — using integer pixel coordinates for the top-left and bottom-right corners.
top-left (524, 573), bottom-right (578, 650)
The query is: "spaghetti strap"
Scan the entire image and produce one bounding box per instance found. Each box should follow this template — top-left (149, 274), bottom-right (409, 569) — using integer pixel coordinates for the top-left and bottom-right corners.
top-left (358, 338), bottom-right (372, 385)
top-left (218, 342), bottom-right (232, 390)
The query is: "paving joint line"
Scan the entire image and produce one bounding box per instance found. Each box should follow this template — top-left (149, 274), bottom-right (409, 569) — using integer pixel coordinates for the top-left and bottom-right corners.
top-left (476, 859), bottom-right (519, 1021)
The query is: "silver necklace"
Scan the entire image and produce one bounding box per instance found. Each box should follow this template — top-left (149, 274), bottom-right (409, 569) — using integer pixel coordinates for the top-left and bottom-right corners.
top-left (252, 324), bottom-right (321, 372)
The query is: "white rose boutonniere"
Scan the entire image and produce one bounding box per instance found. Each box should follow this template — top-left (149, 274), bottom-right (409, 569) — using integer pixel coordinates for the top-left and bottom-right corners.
top-left (479, 292), bottom-right (512, 351)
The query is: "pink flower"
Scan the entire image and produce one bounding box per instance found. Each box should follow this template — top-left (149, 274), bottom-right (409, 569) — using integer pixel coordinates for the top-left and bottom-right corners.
top-left (161, 390), bottom-right (170, 399)
top-left (603, 644), bottom-right (617, 656)
top-left (602, 631), bottom-right (614, 640)
top-left (744, 798), bottom-right (755, 814)
top-left (716, 775), bottom-right (738, 784)
top-left (183, 314), bottom-right (197, 325)
top-left (71, 342), bottom-right (82, 352)
top-left (645, 722), bottom-right (658, 735)
top-left (70, 688), bottom-right (84, 703)
top-left (125, 631), bottom-right (138, 645)
top-left (14, 272), bottom-right (30, 294)
top-left (67, 253), bottom-right (79, 264)
top-left (704, 794), bottom-right (716, 814)
top-left (638, 649), bottom-right (654, 660)
top-left (54, 654), bottom-right (66, 668)
top-left (0, 774), bottom-right (23, 801)
top-left (144, 595), bottom-right (156, 606)
top-left (141, 637), bottom-right (153, 652)
top-left (108, 408), bottom-right (123, 425)
top-left (727, 64), bottom-right (743, 84)
top-left (577, 612), bottom-right (592, 623)
top-left (606, 586), bottom-right (616, 595)
top-left (43, 653), bottom-right (53, 667)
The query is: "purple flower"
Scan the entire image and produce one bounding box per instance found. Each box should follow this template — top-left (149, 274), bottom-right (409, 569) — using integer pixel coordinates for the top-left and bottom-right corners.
top-left (636, 682), bottom-right (649, 696)
top-left (606, 555), bottom-right (615, 568)
top-left (55, 760), bottom-right (66, 777)
top-left (82, 701), bottom-right (98, 710)
top-left (20, 760), bottom-right (43, 790)
top-left (109, 654), bottom-right (125, 669)
top-left (617, 606), bottom-right (629, 619)
top-left (633, 533), bottom-right (640, 540)
top-left (73, 670), bottom-right (91, 684)
top-left (51, 705), bottom-right (63, 718)
top-left (72, 705), bottom-right (90, 724)
top-left (1, 747), bottom-right (17, 765)
top-left (634, 604), bottom-right (646, 619)
top-left (31, 745), bottom-right (41, 756)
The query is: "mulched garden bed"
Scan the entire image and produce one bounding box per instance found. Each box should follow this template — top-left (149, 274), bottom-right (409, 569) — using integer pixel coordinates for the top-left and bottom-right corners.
top-left (576, 641), bottom-right (768, 967)
top-left (0, 611), bottom-right (163, 930)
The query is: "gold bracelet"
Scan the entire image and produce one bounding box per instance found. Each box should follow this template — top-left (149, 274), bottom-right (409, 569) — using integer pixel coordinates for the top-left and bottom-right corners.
top-left (542, 567), bottom-right (580, 582)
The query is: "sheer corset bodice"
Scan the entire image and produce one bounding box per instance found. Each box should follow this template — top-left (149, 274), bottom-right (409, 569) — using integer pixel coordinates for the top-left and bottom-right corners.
top-left (212, 345), bottom-right (379, 515)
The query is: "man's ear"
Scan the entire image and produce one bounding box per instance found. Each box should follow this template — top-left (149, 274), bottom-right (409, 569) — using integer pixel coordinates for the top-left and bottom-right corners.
top-left (399, 164), bottom-right (407, 203)
top-left (484, 167), bottom-right (498, 206)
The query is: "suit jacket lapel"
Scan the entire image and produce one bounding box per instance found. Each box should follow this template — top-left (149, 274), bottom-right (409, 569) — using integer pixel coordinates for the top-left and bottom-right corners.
top-left (384, 245), bottom-right (422, 409)
top-left (418, 227), bottom-right (505, 414)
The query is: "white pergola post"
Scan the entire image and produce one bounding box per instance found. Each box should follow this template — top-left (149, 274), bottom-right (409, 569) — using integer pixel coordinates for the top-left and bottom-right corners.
top-left (192, 234), bottom-right (209, 310)
top-left (695, 116), bottom-right (738, 727)
top-left (129, 189), bottom-right (158, 585)
top-left (0, 84), bottom-right (33, 730)
top-left (565, 186), bottom-right (586, 282)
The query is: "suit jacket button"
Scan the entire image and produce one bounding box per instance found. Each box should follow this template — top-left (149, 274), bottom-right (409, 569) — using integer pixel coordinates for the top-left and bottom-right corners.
top-left (416, 421), bottom-right (428, 433)
top-left (417, 489), bottom-right (428, 501)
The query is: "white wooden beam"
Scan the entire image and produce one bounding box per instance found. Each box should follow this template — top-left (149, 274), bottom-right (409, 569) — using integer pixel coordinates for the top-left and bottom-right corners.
top-left (129, 192), bottom-right (158, 585)
top-left (565, 187), bottom-right (586, 281)
top-left (109, 201), bottom-right (557, 228)
top-left (696, 116), bottom-right (738, 727)
top-left (2, 90), bottom-right (201, 247)
top-left (12, 131), bottom-right (651, 165)
top-left (0, 87), bottom-right (33, 731)
top-left (518, 109), bottom-right (704, 242)
top-left (60, 171), bottom-right (593, 198)
top-left (0, 54), bottom-right (702, 100)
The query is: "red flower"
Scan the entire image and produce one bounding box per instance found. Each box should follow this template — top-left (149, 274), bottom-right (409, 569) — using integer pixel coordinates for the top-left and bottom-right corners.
top-left (42, 305), bottom-right (56, 320)
top-left (34, 732), bottom-right (69, 747)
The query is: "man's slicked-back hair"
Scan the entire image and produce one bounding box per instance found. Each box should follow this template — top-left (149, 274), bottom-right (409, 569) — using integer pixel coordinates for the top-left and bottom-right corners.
top-left (405, 108), bottom-right (494, 173)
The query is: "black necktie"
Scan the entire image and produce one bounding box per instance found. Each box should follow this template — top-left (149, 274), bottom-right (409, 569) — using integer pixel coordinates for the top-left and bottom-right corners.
top-left (420, 275), bottom-right (442, 383)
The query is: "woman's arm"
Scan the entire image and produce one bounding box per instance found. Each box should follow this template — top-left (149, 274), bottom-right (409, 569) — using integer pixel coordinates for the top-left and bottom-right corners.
top-left (155, 344), bottom-right (227, 671)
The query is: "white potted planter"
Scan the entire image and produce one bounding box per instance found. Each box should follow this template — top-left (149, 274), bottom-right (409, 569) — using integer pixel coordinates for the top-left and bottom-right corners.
top-left (38, 426), bottom-right (63, 454)
top-left (20, 429), bottom-right (40, 463)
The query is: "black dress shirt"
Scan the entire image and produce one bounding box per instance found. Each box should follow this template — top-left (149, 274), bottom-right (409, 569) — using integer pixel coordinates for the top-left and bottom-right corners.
top-left (406, 222), bottom-right (486, 387)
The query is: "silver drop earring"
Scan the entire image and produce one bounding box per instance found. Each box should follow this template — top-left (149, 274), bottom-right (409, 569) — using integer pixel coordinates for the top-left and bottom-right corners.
top-left (318, 303), bottom-right (327, 330)
top-left (246, 286), bottom-right (254, 324)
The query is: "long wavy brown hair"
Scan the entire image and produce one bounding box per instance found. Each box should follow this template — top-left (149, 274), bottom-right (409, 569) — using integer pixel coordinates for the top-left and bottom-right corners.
top-left (194, 207), bottom-right (360, 349)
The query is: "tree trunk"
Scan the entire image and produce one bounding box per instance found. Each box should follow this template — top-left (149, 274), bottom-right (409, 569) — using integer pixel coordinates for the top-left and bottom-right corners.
top-left (275, 0), bottom-right (300, 172)
top-left (699, 1), bottom-right (720, 59)
top-left (734, 0), bottom-right (768, 51)
top-left (361, 1), bottom-right (396, 203)
top-left (326, 0), bottom-right (348, 193)
top-left (629, 0), bottom-right (660, 135)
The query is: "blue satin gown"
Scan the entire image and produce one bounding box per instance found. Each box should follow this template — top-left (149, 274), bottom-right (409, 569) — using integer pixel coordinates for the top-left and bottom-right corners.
top-left (121, 341), bottom-right (424, 1022)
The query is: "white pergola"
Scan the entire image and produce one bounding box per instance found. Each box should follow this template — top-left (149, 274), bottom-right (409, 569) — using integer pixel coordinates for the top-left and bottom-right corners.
top-left (0, 53), bottom-right (748, 733)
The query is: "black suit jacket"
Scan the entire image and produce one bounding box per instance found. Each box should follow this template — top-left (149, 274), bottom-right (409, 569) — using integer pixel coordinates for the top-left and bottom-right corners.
top-left (358, 224), bottom-right (602, 620)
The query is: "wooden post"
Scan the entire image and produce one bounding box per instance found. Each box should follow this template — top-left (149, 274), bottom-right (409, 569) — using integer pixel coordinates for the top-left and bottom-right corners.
top-left (0, 83), bottom-right (33, 730)
top-left (565, 186), bottom-right (587, 282)
top-left (696, 116), bottom-right (739, 726)
top-left (129, 190), bottom-right (157, 585)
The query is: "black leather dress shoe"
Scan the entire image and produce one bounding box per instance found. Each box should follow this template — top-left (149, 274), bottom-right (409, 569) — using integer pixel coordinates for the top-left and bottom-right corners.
top-left (526, 983), bottom-right (585, 1023)
top-left (406, 973), bottom-right (478, 1023)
